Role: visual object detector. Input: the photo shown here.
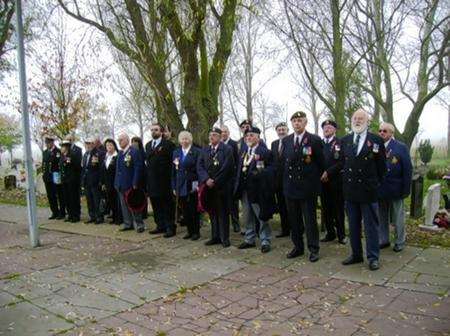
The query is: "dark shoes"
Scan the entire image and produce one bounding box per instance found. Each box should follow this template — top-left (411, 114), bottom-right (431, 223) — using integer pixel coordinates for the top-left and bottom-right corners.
top-left (393, 245), bottom-right (403, 252)
top-left (205, 239), bottom-right (221, 246)
top-left (238, 242), bottom-right (256, 249)
top-left (276, 232), bottom-right (290, 238)
top-left (136, 227), bottom-right (145, 233)
top-left (287, 248), bottom-right (304, 259)
top-left (191, 233), bottom-right (200, 241)
top-left (342, 255), bottom-right (364, 265)
top-left (338, 237), bottom-right (347, 245)
top-left (70, 218), bottom-right (80, 223)
top-left (379, 242), bottom-right (390, 249)
top-left (56, 215), bottom-right (65, 220)
top-left (48, 215), bottom-right (58, 220)
top-left (369, 260), bottom-right (380, 271)
top-left (233, 224), bottom-right (241, 233)
top-left (149, 228), bottom-right (165, 235)
top-left (309, 252), bottom-right (319, 263)
top-left (222, 240), bottom-right (231, 248)
top-left (320, 235), bottom-right (336, 243)
top-left (261, 245), bottom-right (271, 253)
top-left (163, 230), bottom-right (176, 238)
top-left (64, 218), bottom-right (71, 222)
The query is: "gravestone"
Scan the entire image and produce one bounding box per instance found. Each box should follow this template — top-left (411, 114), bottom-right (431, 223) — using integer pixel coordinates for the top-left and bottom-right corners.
top-left (419, 183), bottom-right (443, 232)
top-left (410, 174), bottom-right (424, 218)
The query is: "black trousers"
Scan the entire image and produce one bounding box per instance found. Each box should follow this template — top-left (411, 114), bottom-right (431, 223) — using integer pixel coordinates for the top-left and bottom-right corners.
top-left (44, 180), bottom-right (65, 217)
top-left (286, 197), bottom-right (319, 253)
top-left (209, 188), bottom-right (230, 244)
top-left (276, 188), bottom-right (289, 234)
top-left (321, 182), bottom-right (345, 240)
top-left (150, 195), bottom-right (175, 232)
top-left (86, 184), bottom-right (103, 221)
top-left (62, 181), bottom-right (79, 220)
top-left (180, 193), bottom-right (200, 235)
top-left (106, 186), bottom-right (122, 224)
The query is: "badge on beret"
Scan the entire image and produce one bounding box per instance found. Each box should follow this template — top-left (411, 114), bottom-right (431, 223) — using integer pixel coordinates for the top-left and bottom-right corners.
top-left (373, 143), bottom-right (379, 153)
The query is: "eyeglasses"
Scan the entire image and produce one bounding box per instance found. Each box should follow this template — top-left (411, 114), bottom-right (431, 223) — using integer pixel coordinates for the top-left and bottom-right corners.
top-left (379, 129), bottom-right (388, 133)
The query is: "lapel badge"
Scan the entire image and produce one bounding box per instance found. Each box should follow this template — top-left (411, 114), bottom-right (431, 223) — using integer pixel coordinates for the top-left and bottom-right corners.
top-left (392, 156), bottom-right (398, 164)
top-left (373, 143), bottom-right (379, 153)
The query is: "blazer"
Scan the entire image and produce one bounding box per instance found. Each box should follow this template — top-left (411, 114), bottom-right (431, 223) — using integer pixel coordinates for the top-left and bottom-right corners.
top-left (322, 136), bottom-right (344, 187)
top-left (197, 142), bottom-right (234, 191)
top-left (114, 146), bottom-right (144, 192)
top-left (171, 146), bottom-right (201, 197)
top-left (101, 153), bottom-right (118, 191)
top-left (378, 138), bottom-right (412, 200)
top-left (281, 132), bottom-right (325, 200)
top-left (270, 138), bottom-right (285, 190)
top-left (83, 147), bottom-right (105, 187)
top-left (42, 146), bottom-right (61, 183)
top-left (224, 138), bottom-right (239, 174)
top-left (145, 138), bottom-right (175, 197)
top-left (341, 131), bottom-right (387, 203)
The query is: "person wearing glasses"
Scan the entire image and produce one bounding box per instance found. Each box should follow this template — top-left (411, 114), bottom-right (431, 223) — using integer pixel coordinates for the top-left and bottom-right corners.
top-left (377, 122), bottom-right (412, 252)
top-left (341, 109), bottom-right (386, 271)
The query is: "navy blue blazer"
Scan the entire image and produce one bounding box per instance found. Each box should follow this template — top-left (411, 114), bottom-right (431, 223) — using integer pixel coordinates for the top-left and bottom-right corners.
top-left (83, 147), bottom-right (105, 187)
top-left (197, 142), bottom-right (234, 191)
top-left (171, 146), bottom-right (201, 197)
top-left (114, 146), bottom-right (144, 193)
top-left (281, 132), bottom-right (325, 200)
top-left (341, 132), bottom-right (386, 203)
top-left (378, 138), bottom-right (412, 200)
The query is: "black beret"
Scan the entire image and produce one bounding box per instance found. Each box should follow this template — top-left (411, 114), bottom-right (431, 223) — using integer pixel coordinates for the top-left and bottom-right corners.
top-left (44, 136), bottom-right (55, 142)
top-left (275, 122), bottom-right (288, 129)
top-left (209, 127), bottom-right (222, 135)
top-left (244, 126), bottom-right (261, 135)
top-left (239, 119), bottom-right (252, 127)
top-left (321, 119), bottom-right (338, 129)
top-left (290, 111), bottom-right (307, 120)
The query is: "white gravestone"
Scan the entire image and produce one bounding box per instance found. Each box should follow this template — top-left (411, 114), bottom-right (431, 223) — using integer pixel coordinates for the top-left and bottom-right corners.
top-left (419, 183), bottom-right (443, 232)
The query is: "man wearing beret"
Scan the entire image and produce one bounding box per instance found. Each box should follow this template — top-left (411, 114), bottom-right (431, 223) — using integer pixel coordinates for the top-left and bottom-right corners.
top-left (377, 122), bottom-right (412, 252)
top-left (320, 119), bottom-right (346, 244)
top-left (42, 136), bottom-right (65, 220)
top-left (270, 122), bottom-right (290, 238)
top-left (82, 137), bottom-right (105, 224)
top-left (234, 126), bottom-right (275, 253)
top-left (281, 111), bottom-right (325, 262)
top-left (197, 127), bottom-right (234, 247)
top-left (341, 109), bottom-right (386, 271)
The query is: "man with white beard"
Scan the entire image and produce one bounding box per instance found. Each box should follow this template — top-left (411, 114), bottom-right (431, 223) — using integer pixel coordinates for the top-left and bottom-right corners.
top-left (341, 109), bottom-right (386, 271)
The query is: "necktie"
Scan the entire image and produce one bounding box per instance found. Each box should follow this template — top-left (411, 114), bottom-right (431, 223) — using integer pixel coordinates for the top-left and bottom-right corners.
top-left (354, 134), bottom-right (360, 155)
top-left (294, 136), bottom-right (300, 150)
top-left (278, 141), bottom-right (282, 155)
top-left (152, 141), bottom-right (156, 149)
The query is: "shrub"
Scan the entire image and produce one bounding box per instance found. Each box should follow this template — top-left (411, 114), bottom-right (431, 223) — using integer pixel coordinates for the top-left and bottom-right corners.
top-left (418, 139), bottom-right (434, 165)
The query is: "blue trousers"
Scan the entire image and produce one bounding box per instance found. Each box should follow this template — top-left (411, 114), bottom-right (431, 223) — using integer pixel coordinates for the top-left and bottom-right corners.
top-left (346, 201), bottom-right (380, 262)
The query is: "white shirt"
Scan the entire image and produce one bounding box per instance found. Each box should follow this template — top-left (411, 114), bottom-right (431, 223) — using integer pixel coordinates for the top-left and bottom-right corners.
top-left (324, 136), bottom-right (335, 144)
top-left (247, 144), bottom-right (258, 156)
top-left (294, 131), bottom-right (306, 146)
top-left (384, 138), bottom-right (392, 149)
top-left (182, 146), bottom-right (191, 157)
top-left (105, 152), bottom-right (117, 169)
top-left (121, 145), bottom-right (130, 154)
top-left (223, 138), bottom-right (230, 145)
top-left (353, 129), bottom-right (368, 155)
top-left (152, 137), bottom-right (162, 149)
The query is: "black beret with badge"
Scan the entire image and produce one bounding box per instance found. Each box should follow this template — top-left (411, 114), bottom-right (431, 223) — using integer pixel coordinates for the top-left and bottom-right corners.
top-left (239, 119), bottom-right (252, 127)
top-left (244, 126), bottom-right (261, 135)
top-left (290, 111), bottom-right (307, 120)
top-left (209, 127), bottom-right (222, 135)
top-left (275, 122), bottom-right (288, 129)
top-left (321, 119), bottom-right (338, 129)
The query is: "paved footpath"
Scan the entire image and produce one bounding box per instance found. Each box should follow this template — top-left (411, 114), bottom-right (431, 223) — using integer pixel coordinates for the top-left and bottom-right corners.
top-left (0, 204), bottom-right (449, 335)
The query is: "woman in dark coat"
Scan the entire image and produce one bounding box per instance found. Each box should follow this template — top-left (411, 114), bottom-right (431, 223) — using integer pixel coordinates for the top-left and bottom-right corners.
top-left (131, 136), bottom-right (148, 219)
top-left (101, 138), bottom-right (122, 224)
top-left (172, 131), bottom-right (201, 240)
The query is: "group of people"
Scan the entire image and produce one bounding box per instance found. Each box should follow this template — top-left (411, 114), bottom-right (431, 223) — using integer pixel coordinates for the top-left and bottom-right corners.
top-left (42, 107), bottom-right (412, 271)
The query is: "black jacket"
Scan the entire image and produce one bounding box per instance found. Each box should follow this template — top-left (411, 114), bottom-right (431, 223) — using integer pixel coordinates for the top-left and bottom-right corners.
top-left (42, 146), bottom-right (61, 183)
top-left (270, 138), bottom-right (285, 190)
top-left (83, 147), bottom-right (106, 187)
top-left (341, 132), bottom-right (387, 203)
top-left (145, 138), bottom-right (176, 197)
top-left (101, 154), bottom-right (118, 191)
top-left (322, 136), bottom-right (344, 188)
top-left (281, 132), bottom-right (325, 200)
top-left (197, 142), bottom-right (234, 192)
